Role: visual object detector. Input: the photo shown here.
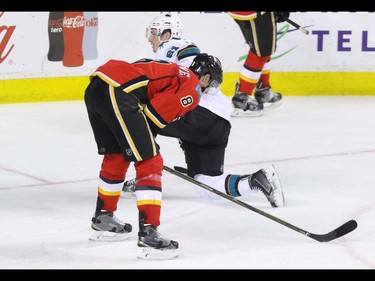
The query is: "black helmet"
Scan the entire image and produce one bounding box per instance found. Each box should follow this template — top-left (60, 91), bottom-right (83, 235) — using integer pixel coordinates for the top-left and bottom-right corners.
top-left (190, 53), bottom-right (223, 88)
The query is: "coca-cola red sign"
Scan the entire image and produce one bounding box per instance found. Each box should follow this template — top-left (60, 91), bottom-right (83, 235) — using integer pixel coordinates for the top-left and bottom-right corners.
top-left (48, 11), bottom-right (98, 67)
top-left (0, 12), bottom-right (16, 65)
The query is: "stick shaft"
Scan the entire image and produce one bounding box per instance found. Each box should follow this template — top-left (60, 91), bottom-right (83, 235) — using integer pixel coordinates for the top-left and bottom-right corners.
top-left (163, 165), bottom-right (357, 242)
top-left (286, 18), bottom-right (309, 35)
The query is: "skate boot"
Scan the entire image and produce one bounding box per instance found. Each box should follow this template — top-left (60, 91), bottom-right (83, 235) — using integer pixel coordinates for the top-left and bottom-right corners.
top-left (254, 82), bottom-right (282, 111)
top-left (137, 212), bottom-right (179, 260)
top-left (231, 82), bottom-right (263, 117)
top-left (89, 211), bottom-right (132, 242)
top-left (249, 165), bottom-right (285, 207)
top-left (121, 178), bottom-right (136, 198)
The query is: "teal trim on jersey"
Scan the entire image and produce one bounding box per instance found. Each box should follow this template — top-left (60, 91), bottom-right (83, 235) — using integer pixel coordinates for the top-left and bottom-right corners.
top-left (177, 45), bottom-right (201, 60)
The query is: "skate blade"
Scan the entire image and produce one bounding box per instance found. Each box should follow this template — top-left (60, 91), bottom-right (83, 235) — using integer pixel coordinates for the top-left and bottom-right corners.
top-left (266, 165), bottom-right (285, 207)
top-left (231, 108), bottom-right (263, 117)
top-left (137, 247), bottom-right (179, 260)
top-left (89, 230), bottom-right (131, 242)
top-left (231, 101), bottom-right (282, 117)
top-left (120, 191), bottom-right (136, 199)
top-left (262, 101), bottom-right (282, 113)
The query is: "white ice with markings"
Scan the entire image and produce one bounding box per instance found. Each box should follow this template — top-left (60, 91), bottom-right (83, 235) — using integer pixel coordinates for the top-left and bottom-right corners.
top-left (0, 96), bottom-right (374, 269)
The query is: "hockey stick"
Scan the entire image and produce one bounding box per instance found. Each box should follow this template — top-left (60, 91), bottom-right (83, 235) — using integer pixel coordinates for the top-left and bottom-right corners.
top-left (286, 18), bottom-right (309, 35)
top-left (174, 166), bottom-right (188, 174)
top-left (164, 165), bottom-right (357, 242)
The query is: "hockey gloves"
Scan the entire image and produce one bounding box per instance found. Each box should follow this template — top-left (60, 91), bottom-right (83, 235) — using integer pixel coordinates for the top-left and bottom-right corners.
top-left (274, 12), bottom-right (290, 23)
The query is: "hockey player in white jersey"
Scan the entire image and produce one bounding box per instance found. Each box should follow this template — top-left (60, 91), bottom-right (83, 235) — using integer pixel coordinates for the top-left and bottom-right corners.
top-left (125, 13), bottom-right (285, 207)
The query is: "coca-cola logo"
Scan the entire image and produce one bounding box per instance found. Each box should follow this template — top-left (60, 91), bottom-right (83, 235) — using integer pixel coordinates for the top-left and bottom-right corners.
top-left (49, 18), bottom-right (63, 33)
top-left (85, 17), bottom-right (98, 27)
top-left (49, 18), bottom-right (63, 28)
top-left (0, 12), bottom-right (16, 64)
top-left (63, 16), bottom-right (85, 28)
top-left (48, 12), bottom-right (99, 66)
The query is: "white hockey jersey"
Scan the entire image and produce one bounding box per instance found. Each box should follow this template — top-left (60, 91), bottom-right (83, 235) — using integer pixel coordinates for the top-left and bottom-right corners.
top-left (155, 38), bottom-right (232, 122)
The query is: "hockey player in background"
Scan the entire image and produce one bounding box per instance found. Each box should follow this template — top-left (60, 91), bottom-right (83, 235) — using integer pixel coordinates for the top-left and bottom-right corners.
top-left (123, 13), bottom-right (285, 209)
top-left (229, 11), bottom-right (290, 117)
top-left (84, 56), bottom-right (213, 260)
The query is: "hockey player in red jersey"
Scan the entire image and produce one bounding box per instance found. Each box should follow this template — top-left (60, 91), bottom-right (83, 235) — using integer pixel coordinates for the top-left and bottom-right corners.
top-left (229, 11), bottom-right (289, 117)
top-left (84, 57), bottom-right (215, 260)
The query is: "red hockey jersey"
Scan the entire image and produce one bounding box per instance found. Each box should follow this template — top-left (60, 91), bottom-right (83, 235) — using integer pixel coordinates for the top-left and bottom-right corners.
top-left (228, 11), bottom-right (259, 21)
top-left (92, 59), bottom-right (200, 129)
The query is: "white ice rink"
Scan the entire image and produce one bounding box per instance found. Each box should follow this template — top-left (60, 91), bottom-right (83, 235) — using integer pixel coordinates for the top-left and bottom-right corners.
top-left (1, 96), bottom-right (374, 269)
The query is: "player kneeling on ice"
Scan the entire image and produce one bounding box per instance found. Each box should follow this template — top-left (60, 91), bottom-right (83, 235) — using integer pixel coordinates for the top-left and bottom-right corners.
top-left (120, 52), bottom-right (284, 208)
top-left (122, 13), bottom-right (285, 208)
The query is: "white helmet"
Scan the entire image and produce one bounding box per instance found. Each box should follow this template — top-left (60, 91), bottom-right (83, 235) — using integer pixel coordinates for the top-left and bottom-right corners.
top-left (146, 13), bottom-right (182, 39)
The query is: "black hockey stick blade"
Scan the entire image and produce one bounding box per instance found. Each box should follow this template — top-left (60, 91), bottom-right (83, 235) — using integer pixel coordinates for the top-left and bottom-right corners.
top-left (174, 166), bottom-right (188, 174)
top-left (308, 219), bottom-right (358, 242)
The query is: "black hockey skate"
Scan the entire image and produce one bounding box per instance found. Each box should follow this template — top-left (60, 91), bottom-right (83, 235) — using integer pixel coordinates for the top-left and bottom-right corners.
top-left (137, 212), bottom-right (179, 260)
top-left (254, 82), bottom-right (282, 111)
top-left (121, 178), bottom-right (136, 198)
top-left (231, 82), bottom-right (263, 117)
top-left (249, 165), bottom-right (285, 207)
top-left (89, 211), bottom-right (132, 242)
